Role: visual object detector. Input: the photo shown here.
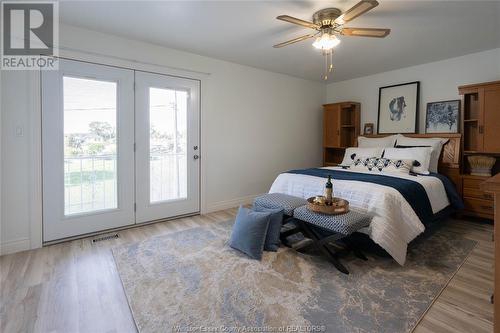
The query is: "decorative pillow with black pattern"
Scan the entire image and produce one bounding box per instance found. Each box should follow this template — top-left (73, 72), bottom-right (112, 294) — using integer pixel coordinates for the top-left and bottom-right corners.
top-left (351, 157), bottom-right (415, 174)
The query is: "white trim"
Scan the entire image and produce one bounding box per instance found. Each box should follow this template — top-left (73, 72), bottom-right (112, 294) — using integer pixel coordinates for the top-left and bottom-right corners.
top-left (203, 194), bottom-right (262, 214)
top-left (0, 238), bottom-right (30, 256)
top-left (59, 47), bottom-right (211, 78)
top-left (199, 78), bottom-right (210, 215)
top-left (59, 49), bottom-right (210, 81)
top-left (0, 58), bottom-right (3, 251)
top-left (29, 71), bottom-right (43, 249)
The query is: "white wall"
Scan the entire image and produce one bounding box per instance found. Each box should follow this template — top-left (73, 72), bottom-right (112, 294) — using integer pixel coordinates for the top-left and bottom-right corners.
top-left (0, 25), bottom-right (325, 254)
top-left (0, 71), bottom-right (35, 253)
top-left (326, 48), bottom-right (500, 132)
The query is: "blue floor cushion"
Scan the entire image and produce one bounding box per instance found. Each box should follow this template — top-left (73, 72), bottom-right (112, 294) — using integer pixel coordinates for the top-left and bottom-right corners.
top-left (229, 206), bottom-right (271, 260)
top-left (253, 205), bottom-right (284, 252)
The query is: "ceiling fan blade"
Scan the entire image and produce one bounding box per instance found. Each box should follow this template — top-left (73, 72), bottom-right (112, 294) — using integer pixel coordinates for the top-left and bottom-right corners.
top-left (276, 15), bottom-right (320, 30)
top-left (341, 27), bottom-right (390, 38)
top-left (273, 33), bottom-right (317, 48)
top-left (335, 0), bottom-right (379, 24)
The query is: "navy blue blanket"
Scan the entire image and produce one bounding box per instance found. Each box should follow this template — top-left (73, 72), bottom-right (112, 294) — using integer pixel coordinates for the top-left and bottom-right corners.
top-left (286, 168), bottom-right (463, 224)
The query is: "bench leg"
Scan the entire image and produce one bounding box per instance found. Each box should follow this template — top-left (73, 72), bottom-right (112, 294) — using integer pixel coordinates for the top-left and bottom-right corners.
top-left (296, 220), bottom-right (350, 275)
top-left (353, 248), bottom-right (368, 261)
top-left (280, 227), bottom-right (301, 238)
top-left (280, 217), bottom-right (302, 247)
top-left (343, 238), bottom-right (368, 261)
top-left (321, 243), bottom-right (350, 275)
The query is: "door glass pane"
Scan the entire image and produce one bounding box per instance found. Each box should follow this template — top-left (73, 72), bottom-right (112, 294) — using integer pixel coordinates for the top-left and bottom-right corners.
top-left (149, 87), bottom-right (188, 203)
top-left (63, 76), bottom-right (117, 215)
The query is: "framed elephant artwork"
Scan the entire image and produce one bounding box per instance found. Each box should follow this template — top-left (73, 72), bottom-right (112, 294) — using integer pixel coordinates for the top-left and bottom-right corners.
top-left (377, 81), bottom-right (420, 134)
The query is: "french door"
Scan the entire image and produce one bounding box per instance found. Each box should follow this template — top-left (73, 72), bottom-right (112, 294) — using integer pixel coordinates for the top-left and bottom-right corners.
top-left (42, 59), bottom-right (200, 242)
top-left (135, 71), bottom-right (200, 223)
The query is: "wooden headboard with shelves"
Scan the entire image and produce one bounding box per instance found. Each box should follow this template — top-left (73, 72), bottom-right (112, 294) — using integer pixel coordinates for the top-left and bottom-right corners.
top-left (361, 133), bottom-right (462, 186)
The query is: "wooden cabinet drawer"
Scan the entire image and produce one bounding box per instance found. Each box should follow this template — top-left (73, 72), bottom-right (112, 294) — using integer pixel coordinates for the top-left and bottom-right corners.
top-left (463, 197), bottom-right (495, 215)
top-left (463, 177), bottom-right (485, 189)
top-left (463, 187), bottom-right (494, 200)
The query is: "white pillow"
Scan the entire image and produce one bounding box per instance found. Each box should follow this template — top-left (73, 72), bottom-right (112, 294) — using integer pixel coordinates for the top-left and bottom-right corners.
top-left (358, 135), bottom-right (400, 148)
top-left (351, 157), bottom-right (413, 175)
top-left (383, 147), bottom-right (433, 175)
top-left (395, 136), bottom-right (449, 173)
top-left (340, 147), bottom-right (384, 166)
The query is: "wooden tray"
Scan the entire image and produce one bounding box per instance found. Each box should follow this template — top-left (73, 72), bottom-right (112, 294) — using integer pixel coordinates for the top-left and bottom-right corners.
top-left (307, 197), bottom-right (349, 215)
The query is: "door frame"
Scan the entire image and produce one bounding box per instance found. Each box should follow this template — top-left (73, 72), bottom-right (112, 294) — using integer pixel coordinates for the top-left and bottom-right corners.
top-left (30, 50), bottom-right (209, 247)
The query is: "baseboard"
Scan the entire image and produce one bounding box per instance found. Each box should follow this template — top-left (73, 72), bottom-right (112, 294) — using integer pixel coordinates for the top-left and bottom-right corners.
top-left (204, 194), bottom-right (263, 213)
top-left (0, 238), bottom-right (30, 256)
top-left (0, 195), bottom-right (263, 255)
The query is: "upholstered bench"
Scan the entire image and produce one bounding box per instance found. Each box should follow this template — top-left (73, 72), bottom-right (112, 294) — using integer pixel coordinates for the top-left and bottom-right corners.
top-left (292, 206), bottom-right (372, 274)
top-left (253, 193), bottom-right (372, 274)
top-left (293, 206), bottom-right (371, 236)
top-left (253, 193), bottom-right (307, 216)
top-left (253, 193), bottom-right (308, 247)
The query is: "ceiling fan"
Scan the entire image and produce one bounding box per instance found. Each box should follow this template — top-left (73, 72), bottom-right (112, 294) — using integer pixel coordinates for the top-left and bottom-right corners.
top-left (274, 0), bottom-right (390, 79)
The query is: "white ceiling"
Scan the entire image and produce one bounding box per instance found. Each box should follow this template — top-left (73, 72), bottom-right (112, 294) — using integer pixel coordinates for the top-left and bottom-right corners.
top-left (59, 1), bottom-right (500, 82)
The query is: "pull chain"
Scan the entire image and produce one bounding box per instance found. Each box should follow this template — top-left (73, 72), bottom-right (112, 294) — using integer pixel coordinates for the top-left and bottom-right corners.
top-left (329, 50), bottom-right (333, 72)
top-left (323, 50), bottom-right (328, 80)
top-left (323, 50), bottom-right (334, 81)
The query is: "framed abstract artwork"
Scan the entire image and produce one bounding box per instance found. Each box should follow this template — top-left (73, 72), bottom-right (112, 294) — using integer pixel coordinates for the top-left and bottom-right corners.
top-left (425, 100), bottom-right (460, 133)
top-left (377, 81), bottom-right (420, 134)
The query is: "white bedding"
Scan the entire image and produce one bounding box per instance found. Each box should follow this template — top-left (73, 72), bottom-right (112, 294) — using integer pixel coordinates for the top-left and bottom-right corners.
top-left (269, 167), bottom-right (450, 265)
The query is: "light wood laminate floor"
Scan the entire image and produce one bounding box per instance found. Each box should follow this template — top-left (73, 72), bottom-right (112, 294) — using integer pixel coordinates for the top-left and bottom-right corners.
top-left (0, 208), bottom-right (494, 333)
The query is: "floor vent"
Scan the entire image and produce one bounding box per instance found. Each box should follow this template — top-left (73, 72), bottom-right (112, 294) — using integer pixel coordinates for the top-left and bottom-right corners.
top-left (92, 233), bottom-right (119, 243)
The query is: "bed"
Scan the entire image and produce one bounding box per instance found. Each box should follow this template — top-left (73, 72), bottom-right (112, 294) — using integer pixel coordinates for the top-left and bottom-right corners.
top-left (269, 134), bottom-right (462, 265)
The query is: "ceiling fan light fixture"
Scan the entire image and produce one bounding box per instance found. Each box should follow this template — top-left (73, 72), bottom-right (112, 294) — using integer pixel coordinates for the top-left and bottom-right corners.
top-left (274, 1), bottom-right (388, 79)
top-left (335, 16), bottom-right (346, 25)
top-left (312, 33), bottom-right (340, 51)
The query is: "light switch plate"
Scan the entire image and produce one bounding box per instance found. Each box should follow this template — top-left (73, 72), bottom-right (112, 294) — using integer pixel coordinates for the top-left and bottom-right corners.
top-left (15, 126), bottom-right (24, 137)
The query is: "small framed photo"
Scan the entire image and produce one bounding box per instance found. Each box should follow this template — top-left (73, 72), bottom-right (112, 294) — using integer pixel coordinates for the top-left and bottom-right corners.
top-left (363, 123), bottom-right (374, 135)
top-left (377, 81), bottom-right (420, 134)
top-left (425, 100), bottom-right (460, 133)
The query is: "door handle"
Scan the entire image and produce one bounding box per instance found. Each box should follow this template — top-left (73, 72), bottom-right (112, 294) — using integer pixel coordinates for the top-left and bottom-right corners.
top-left (193, 155), bottom-right (199, 160)
top-left (479, 125), bottom-right (484, 134)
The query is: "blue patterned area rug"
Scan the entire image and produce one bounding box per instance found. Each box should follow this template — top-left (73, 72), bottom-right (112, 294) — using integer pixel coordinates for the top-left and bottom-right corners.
top-left (112, 220), bottom-right (476, 333)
